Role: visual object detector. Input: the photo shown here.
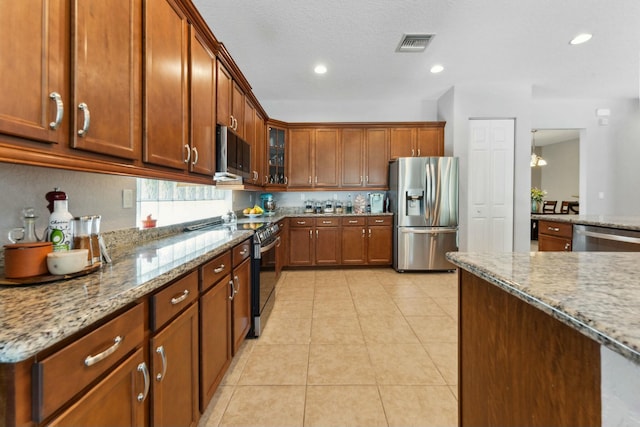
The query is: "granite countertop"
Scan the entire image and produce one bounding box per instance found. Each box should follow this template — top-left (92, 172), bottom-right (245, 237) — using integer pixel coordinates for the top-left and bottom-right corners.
top-left (531, 214), bottom-right (640, 231)
top-left (447, 251), bottom-right (640, 366)
top-left (235, 210), bottom-right (393, 226)
top-left (0, 226), bottom-right (253, 363)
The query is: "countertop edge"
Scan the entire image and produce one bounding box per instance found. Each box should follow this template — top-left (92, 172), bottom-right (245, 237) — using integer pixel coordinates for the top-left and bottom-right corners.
top-left (447, 252), bottom-right (640, 366)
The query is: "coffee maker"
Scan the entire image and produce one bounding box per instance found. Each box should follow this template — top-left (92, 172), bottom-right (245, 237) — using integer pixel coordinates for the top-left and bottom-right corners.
top-left (260, 193), bottom-right (276, 216)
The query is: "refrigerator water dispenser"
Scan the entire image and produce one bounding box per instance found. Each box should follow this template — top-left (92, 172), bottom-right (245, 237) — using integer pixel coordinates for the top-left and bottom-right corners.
top-left (405, 189), bottom-right (424, 216)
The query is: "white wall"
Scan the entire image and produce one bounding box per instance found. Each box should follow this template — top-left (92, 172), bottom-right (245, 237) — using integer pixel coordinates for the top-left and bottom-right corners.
top-left (539, 139), bottom-right (580, 205)
top-left (532, 98), bottom-right (640, 215)
top-left (263, 98), bottom-right (439, 122)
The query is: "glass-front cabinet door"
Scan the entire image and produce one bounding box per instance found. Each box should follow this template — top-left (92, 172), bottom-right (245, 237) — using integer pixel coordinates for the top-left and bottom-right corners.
top-left (267, 126), bottom-right (287, 185)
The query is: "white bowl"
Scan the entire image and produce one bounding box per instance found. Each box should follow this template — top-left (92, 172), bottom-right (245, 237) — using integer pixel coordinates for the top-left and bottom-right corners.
top-left (47, 249), bottom-right (89, 275)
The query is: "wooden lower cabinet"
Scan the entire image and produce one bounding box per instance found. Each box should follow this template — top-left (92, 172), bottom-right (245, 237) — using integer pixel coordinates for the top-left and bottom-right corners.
top-left (459, 270), bottom-right (600, 426)
top-left (289, 216), bottom-right (392, 267)
top-left (538, 220), bottom-right (572, 251)
top-left (150, 303), bottom-right (199, 427)
top-left (231, 257), bottom-right (251, 355)
top-left (48, 348), bottom-right (148, 427)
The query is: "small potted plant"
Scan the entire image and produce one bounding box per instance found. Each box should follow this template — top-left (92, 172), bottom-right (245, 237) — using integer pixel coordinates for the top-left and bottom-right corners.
top-left (531, 187), bottom-right (546, 213)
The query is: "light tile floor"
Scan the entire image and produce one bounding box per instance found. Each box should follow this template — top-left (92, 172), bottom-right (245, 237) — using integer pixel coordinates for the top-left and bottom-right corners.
top-left (199, 268), bottom-right (459, 427)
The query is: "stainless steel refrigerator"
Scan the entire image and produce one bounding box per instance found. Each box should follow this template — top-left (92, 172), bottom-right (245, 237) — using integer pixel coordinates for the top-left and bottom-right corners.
top-left (389, 157), bottom-right (459, 271)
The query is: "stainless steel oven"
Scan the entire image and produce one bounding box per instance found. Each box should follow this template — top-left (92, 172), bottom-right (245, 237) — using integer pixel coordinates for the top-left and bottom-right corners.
top-left (250, 222), bottom-right (281, 337)
top-left (573, 225), bottom-right (640, 252)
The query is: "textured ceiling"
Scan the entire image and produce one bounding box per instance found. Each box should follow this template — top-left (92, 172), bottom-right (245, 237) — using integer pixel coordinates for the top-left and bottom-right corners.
top-left (193, 0), bottom-right (640, 116)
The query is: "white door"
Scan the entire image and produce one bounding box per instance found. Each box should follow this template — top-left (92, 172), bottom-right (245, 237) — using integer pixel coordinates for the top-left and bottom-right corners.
top-left (467, 119), bottom-right (515, 252)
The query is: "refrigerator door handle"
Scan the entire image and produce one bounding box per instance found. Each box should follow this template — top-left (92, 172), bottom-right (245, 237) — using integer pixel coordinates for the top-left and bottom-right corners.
top-left (425, 161), bottom-right (431, 222)
top-left (400, 228), bottom-right (458, 234)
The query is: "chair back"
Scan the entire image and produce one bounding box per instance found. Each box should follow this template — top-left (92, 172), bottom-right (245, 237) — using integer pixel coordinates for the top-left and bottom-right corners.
top-left (542, 200), bottom-right (557, 213)
top-left (560, 201), bottom-right (570, 214)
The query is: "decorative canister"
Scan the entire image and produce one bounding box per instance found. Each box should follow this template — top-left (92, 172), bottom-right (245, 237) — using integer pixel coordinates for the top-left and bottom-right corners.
top-left (3, 241), bottom-right (53, 278)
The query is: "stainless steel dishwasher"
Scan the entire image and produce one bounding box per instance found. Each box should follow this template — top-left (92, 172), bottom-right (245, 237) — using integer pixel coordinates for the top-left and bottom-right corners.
top-left (573, 224), bottom-right (640, 251)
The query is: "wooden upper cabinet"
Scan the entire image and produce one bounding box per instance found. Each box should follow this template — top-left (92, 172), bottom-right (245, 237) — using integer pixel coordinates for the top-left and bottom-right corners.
top-left (364, 128), bottom-right (389, 187)
top-left (341, 128), bottom-right (365, 187)
top-left (71, 0), bottom-right (142, 160)
top-left (216, 60), bottom-right (232, 128)
top-left (288, 128), bottom-right (313, 188)
top-left (252, 112), bottom-right (265, 185)
top-left (417, 127), bottom-right (444, 157)
top-left (243, 99), bottom-right (255, 146)
top-left (143, 0), bottom-right (189, 170)
top-left (390, 127), bottom-right (415, 159)
top-left (232, 82), bottom-right (244, 137)
top-left (390, 124), bottom-right (444, 159)
top-left (314, 128), bottom-right (339, 187)
top-left (189, 27), bottom-right (216, 176)
top-left (0, 0), bottom-right (69, 145)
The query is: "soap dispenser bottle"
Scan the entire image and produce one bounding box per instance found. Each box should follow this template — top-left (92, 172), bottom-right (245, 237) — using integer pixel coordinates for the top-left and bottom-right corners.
top-left (45, 188), bottom-right (74, 251)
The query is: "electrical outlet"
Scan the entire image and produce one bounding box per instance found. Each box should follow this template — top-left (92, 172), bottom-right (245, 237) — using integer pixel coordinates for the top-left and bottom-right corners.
top-left (122, 189), bottom-right (133, 209)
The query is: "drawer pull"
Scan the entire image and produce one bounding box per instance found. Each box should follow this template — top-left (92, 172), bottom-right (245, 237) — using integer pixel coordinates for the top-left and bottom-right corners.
top-left (170, 289), bottom-right (189, 305)
top-left (375, 219), bottom-right (384, 223)
top-left (322, 220), bottom-right (332, 224)
top-left (137, 362), bottom-right (150, 402)
top-left (349, 220), bottom-right (358, 224)
top-left (84, 336), bottom-right (123, 367)
top-left (156, 345), bottom-right (167, 381)
top-left (297, 221), bottom-right (306, 225)
top-left (240, 248), bottom-right (248, 255)
top-left (565, 242), bottom-right (571, 250)
top-left (213, 264), bottom-right (225, 274)
top-left (548, 227), bottom-right (560, 232)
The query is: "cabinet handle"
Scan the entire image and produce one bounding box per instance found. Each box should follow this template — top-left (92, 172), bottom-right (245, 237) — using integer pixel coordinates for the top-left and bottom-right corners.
top-left (548, 227), bottom-right (560, 232)
top-left (137, 362), bottom-right (150, 402)
top-left (155, 345), bottom-right (167, 381)
top-left (362, 229), bottom-right (365, 236)
top-left (322, 220), bottom-right (332, 224)
top-left (315, 176), bottom-right (318, 184)
top-left (183, 144), bottom-right (191, 163)
top-left (375, 219), bottom-right (384, 223)
top-left (230, 115), bottom-right (235, 128)
top-left (360, 176), bottom-right (363, 183)
top-left (309, 229), bottom-right (312, 238)
top-left (213, 264), bottom-right (225, 274)
top-left (84, 336), bottom-right (123, 366)
top-left (369, 229), bottom-right (372, 238)
top-left (366, 175), bottom-right (369, 183)
top-left (308, 176), bottom-right (311, 184)
top-left (49, 92), bottom-right (64, 130)
top-left (284, 176), bottom-right (288, 185)
top-left (297, 221), bottom-right (306, 225)
top-left (170, 289), bottom-right (189, 305)
top-left (417, 148), bottom-right (421, 156)
top-left (77, 102), bottom-right (90, 137)
top-left (191, 146), bottom-right (198, 166)
top-left (233, 275), bottom-right (239, 295)
top-left (253, 171), bottom-right (258, 181)
top-left (564, 242), bottom-right (571, 250)
top-left (276, 236), bottom-right (281, 248)
top-left (349, 220), bottom-right (358, 224)
top-left (316, 229), bottom-right (319, 238)
top-left (240, 248), bottom-right (248, 255)
top-left (228, 279), bottom-right (235, 300)
top-left (411, 148), bottom-right (415, 156)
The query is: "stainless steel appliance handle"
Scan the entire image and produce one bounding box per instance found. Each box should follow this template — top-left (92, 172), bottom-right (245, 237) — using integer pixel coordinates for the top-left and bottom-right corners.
top-left (575, 228), bottom-right (640, 245)
top-left (425, 161), bottom-right (432, 221)
top-left (259, 237), bottom-right (279, 253)
top-left (155, 345), bottom-right (167, 381)
top-left (401, 228), bottom-right (457, 234)
top-left (137, 362), bottom-right (150, 402)
top-left (84, 336), bottom-right (123, 366)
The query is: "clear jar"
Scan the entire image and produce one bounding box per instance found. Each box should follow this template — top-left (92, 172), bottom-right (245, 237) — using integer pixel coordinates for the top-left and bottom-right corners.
top-left (72, 216), bottom-right (93, 265)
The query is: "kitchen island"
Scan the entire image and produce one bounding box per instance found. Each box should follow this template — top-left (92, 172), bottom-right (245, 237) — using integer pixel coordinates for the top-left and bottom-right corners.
top-left (447, 251), bottom-right (640, 426)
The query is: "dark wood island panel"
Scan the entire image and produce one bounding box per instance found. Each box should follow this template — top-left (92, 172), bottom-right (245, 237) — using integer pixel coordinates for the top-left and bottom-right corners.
top-left (458, 269), bottom-right (601, 426)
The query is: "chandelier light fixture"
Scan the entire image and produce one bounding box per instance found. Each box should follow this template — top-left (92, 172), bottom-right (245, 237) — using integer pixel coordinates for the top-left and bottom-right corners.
top-left (530, 129), bottom-right (547, 167)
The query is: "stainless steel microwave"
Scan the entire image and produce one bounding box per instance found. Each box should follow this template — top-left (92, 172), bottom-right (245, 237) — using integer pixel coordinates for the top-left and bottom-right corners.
top-left (216, 125), bottom-right (251, 180)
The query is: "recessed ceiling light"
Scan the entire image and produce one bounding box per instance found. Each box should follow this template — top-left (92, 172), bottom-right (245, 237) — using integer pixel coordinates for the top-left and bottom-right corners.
top-left (430, 64), bottom-right (444, 74)
top-left (569, 33), bottom-right (592, 45)
top-left (314, 64), bottom-right (327, 74)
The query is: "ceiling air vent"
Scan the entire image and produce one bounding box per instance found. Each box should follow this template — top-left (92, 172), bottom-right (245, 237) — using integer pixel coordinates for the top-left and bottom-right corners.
top-left (396, 34), bottom-right (434, 53)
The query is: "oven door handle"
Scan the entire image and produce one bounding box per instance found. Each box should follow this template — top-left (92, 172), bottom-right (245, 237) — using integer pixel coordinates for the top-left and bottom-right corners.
top-left (259, 236), bottom-right (280, 254)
